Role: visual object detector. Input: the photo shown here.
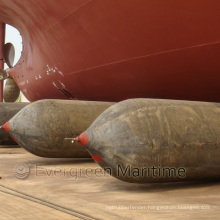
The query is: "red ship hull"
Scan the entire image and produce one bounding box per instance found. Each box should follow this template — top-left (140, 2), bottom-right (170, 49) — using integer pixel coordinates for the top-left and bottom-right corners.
top-left (0, 0), bottom-right (220, 102)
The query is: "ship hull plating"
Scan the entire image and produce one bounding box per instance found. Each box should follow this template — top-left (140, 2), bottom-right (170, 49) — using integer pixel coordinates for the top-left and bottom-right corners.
top-left (0, 1), bottom-right (220, 102)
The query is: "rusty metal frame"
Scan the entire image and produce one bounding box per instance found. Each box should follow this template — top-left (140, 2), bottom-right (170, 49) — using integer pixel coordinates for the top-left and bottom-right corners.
top-left (0, 23), bottom-right (5, 102)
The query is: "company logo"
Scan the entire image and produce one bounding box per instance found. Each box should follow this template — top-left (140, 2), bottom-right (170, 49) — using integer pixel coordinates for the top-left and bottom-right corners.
top-left (14, 163), bottom-right (30, 179)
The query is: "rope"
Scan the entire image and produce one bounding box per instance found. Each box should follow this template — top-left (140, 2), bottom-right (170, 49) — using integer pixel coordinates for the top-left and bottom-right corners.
top-left (0, 184), bottom-right (99, 220)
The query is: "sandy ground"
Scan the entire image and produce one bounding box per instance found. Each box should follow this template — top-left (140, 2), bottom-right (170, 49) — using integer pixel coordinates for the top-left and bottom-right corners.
top-left (0, 146), bottom-right (219, 220)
